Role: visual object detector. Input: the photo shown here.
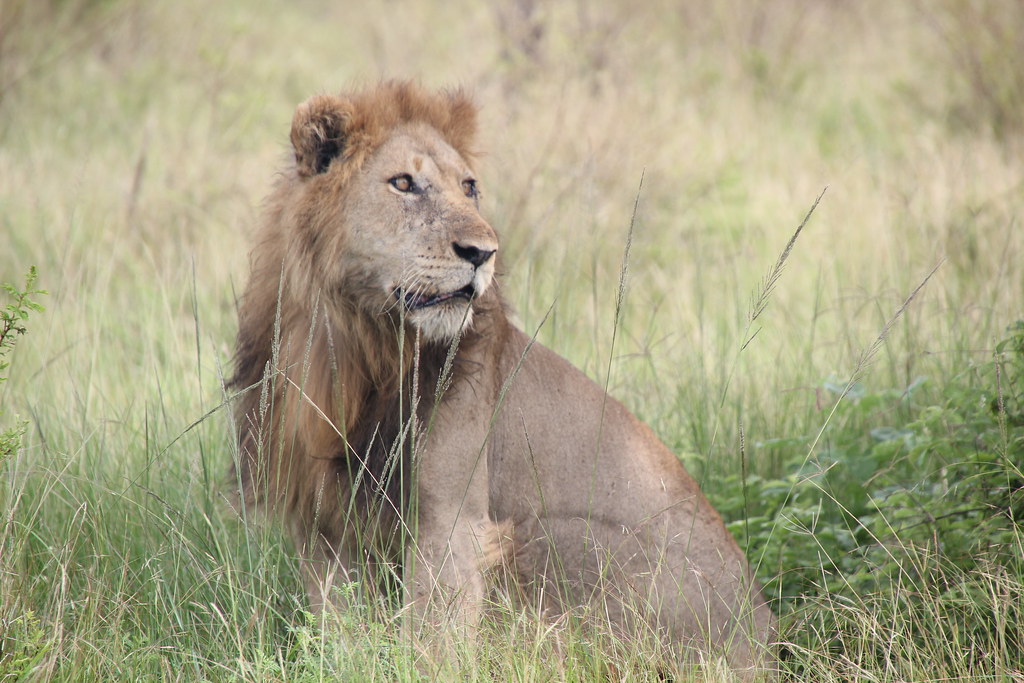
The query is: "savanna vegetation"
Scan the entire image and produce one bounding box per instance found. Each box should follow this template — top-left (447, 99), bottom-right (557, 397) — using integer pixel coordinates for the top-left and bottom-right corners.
top-left (1, 0), bottom-right (1022, 680)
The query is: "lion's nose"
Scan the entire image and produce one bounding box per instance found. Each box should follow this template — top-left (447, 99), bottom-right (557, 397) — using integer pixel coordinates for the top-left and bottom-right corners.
top-left (452, 241), bottom-right (496, 268)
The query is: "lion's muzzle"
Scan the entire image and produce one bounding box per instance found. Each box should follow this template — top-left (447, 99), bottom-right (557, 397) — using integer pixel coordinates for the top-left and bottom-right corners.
top-left (399, 283), bottom-right (477, 311)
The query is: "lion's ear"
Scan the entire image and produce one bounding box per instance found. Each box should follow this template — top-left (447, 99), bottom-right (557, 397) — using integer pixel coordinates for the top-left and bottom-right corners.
top-left (290, 94), bottom-right (352, 178)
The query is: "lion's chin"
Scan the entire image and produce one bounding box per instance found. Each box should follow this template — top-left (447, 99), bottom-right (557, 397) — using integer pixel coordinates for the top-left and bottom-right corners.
top-left (407, 303), bottom-right (474, 342)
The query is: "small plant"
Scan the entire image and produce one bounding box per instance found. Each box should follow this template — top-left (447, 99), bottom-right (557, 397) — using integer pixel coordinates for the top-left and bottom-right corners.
top-left (0, 611), bottom-right (52, 678)
top-left (0, 266), bottom-right (46, 462)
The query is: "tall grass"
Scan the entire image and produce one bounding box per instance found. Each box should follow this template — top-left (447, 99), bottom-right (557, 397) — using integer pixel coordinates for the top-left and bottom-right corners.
top-left (1, 0), bottom-right (1022, 679)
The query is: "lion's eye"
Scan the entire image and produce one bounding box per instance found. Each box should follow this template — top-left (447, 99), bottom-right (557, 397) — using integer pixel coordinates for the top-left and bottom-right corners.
top-left (389, 174), bottom-right (414, 193)
top-left (462, 179), bottom-right (478, 198)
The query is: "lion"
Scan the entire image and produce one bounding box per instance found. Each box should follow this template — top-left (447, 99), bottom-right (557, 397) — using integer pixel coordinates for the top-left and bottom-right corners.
top-left (229, 81), bottom-right (775, 676)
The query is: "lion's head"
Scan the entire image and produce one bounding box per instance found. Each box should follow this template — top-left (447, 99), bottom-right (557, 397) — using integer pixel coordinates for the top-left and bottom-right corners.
top-left (282, 82), bottom-right (498, 342)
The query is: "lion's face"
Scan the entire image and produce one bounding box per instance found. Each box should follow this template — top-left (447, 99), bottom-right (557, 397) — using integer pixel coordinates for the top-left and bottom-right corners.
top-left (287, 90), bottom-right (498, 343)
top-left (340, 123), bottom-right (498, 341)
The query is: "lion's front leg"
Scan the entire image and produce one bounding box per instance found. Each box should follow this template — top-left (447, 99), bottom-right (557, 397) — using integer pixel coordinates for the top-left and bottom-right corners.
top-left (406, 514), bottom-right (502, 637)
top-left (404, 350), bottom-right (505, 647)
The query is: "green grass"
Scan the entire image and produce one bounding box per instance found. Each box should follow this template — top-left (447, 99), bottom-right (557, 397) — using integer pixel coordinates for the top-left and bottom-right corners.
top-left (2, 0), bottom-right (1023, 679)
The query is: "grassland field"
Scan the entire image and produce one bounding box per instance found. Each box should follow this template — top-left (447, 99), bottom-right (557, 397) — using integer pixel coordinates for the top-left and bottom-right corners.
top-left (1, 0), bottom-right (1023, 680)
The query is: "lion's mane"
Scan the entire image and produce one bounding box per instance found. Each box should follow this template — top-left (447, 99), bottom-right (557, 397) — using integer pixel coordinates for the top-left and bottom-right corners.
top-left (229, 82), bottom-right (496, 551)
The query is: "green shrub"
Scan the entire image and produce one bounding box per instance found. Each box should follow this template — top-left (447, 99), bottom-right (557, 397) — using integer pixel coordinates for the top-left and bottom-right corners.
top-left (729, 321), bottom-right (1024, 673)
top-left (0, 266), bottom-right (46, 464)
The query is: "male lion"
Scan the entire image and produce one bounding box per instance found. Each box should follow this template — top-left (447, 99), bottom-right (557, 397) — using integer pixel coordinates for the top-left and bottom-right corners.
top-left (230, 81), bottom-right (775, 675)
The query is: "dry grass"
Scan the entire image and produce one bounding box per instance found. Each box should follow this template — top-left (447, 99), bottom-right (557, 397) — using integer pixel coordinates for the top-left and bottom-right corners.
top-left (1, 0), bottom-right (1022, 679)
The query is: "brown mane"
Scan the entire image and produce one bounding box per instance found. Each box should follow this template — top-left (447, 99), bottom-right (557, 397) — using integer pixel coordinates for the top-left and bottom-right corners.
top-left (228, 81), bottom-right (492, 550)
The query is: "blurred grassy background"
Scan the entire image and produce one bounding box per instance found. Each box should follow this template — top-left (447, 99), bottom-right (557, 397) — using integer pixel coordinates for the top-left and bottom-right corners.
top-left (1, 0), bottom-right (1022, 679)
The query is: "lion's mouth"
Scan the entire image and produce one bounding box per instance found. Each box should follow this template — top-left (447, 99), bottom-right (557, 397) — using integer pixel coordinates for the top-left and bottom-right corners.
top-left (398, 284), bottom-right (476, 311)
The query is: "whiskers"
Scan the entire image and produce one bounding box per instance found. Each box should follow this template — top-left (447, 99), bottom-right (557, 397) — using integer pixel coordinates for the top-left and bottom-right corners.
top-left (375, 261), bottom-right (482, 341)
top-left (382, 264), bottom-right (432, 316)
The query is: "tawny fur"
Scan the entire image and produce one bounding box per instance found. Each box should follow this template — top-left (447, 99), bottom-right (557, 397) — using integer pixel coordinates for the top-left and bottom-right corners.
top-left (230, 81), bottom-right (776, 677)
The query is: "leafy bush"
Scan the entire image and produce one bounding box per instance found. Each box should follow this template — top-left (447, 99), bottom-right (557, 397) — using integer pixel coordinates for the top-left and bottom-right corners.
top-left (727, 321), bottom-right (1024, 673)
top-left (0, 266), bottom-right (46, 463)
